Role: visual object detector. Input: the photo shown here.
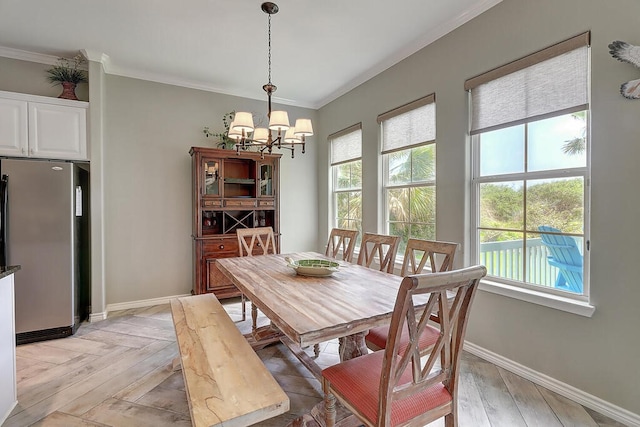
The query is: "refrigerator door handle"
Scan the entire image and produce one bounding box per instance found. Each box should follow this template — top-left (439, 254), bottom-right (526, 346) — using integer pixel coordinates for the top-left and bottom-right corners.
top-left (0, 174), bottom-right (7, 267)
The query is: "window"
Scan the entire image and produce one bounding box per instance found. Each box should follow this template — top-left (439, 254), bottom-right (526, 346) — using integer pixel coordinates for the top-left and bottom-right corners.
top-left (330, 124), bottom-right (362, 236)
top-left (379, 95), bottom-right (436, 255)
top-left (467, 33), bottom-right (590, 301)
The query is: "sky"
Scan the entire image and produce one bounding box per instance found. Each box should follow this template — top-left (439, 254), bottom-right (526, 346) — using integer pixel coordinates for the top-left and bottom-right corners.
top-left (479, 113), bottom-right (586, 177)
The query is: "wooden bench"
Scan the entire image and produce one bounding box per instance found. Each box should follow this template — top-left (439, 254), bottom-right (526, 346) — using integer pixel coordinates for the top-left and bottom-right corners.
top-left (170, 294), bottom-right (289, 427)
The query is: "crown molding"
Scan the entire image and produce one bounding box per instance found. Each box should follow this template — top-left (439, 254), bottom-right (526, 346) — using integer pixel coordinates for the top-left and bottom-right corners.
top-left (0, 45), bottom-right (91, 70)
top-left (314, 0), bottom-right (503, 109)
top-left (1, 0), bottom-right (501, 111)
top-left (0, 44), bottom-right (314, 108)
top-left (105, 66), bottom-right (314, 109)
top-left (0, 46), bottom-right (60, 66)
top-left (81, 49), bottom-right (110, 65)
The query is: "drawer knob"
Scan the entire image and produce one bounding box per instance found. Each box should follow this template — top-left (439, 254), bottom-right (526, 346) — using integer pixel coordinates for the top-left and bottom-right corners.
top-left (219, 245), bottom-right (224, 249)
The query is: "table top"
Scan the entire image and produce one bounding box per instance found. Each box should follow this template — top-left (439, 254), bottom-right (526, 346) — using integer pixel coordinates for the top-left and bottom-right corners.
top-left (216, 251), bottom-right (404, 347)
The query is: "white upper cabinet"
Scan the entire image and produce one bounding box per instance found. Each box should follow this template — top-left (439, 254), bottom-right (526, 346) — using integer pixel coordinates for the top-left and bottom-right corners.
top-left (0, 97), bottom-right (28, 156)
top-left (28, 103), bottom-right (87, 160)
top-left (0, 91), bottom-right (88, 161)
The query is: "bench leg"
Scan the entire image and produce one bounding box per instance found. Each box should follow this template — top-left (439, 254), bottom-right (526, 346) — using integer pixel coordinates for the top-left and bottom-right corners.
top-left (241, 294), bottom-right (247, 322)
top-left (172, 356), bottom-right (182, 371)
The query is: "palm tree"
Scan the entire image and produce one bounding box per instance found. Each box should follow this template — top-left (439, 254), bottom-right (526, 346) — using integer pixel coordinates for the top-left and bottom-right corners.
top-left (386, 145), bottom-right (436, 241)
top-left (335, 160), bottom-right (363, 231)
top-left (562, 111), bottom-right (587, 155)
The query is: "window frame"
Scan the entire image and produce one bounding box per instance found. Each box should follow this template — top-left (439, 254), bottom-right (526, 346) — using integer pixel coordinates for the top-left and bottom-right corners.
top-left (382, 142), bottom-right (437, 242)
top-left (378, 95), bottom-right (437, 256)
top-left (470, 116), bottom-right (591, 294)
top-left (331, 159), bottom-right (362, 232)
top-left (467, 34), bottom-right (594, 316)
top-left (329, 124), bottom-right (362, 237)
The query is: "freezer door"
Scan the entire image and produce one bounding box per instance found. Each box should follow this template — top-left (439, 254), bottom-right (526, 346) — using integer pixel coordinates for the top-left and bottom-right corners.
top-left (2, 159), bottom-right (74, 334)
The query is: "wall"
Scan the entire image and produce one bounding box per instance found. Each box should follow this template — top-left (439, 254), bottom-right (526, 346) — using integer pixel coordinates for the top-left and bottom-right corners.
top-left (316, 0), bottom-right (640, 416)
top-left (0, 56), bottom-right (89, 101)
top-left (102, 75), bottom-right (318, 304)
top-left (2, 0), bottom-right (639, 417)
top-left (0, 55), bottom-right (318, 310)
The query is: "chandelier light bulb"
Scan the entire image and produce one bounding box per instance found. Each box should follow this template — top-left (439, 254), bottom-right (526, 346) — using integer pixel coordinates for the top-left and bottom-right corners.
top-left (284, 127), bottom-right (302, 143)
top-left (268, 111), bottom-right (290, 132)
top-left (293, 119), bottom-right (313, 137)
top-left (227, 122), bottom-right (243, 140)
top-left (252, 127), bottom-right (270, 143)
top-left (232, 112), bottom-right (255, 133)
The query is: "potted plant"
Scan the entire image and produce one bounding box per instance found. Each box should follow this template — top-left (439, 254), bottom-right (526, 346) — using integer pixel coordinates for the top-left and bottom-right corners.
top-left (45, 54), bottom-right (88, 100)
top-left (203, 111), bottom-right (237, 149)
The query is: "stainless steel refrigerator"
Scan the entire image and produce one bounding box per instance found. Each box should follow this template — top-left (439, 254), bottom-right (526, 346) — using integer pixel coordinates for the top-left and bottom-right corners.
top-left (0, 158), bottom-right (90, 344)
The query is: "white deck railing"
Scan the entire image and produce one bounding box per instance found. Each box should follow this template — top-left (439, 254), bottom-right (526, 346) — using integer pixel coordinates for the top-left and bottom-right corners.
top-left (479, 238), bottom-right (559, 287)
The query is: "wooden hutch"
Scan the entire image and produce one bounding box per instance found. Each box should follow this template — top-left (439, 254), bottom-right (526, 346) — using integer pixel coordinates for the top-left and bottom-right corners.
top-left (190, 147), bottom-right (281, 298)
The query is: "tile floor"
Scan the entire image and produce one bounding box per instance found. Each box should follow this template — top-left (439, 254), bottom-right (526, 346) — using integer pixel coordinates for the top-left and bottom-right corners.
top-left (3, 298), bottom-right (628, 427)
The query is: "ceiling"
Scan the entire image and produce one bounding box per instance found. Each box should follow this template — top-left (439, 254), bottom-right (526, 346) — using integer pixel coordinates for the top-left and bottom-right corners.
top-left (0, 0), bottom-right (500, 109)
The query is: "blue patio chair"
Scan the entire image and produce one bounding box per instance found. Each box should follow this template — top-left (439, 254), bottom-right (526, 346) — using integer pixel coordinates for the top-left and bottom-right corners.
top-left (538, 225), bottom-right (583, 293)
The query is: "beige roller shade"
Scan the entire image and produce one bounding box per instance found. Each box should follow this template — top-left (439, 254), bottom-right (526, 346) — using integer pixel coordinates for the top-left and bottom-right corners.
top-left (466, 32), bottom-right (590, 135)
top-left (378, 94), bottom-right (436, 154)
top-left (329, 123), bottom-right (362, 166)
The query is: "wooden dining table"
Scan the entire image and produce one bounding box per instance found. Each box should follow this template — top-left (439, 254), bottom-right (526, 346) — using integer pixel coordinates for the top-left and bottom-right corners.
top-left (216, 251), bottom-right (406, 375)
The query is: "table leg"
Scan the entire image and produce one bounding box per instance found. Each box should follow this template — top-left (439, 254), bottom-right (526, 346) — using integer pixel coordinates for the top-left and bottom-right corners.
top-left (338, 331), bottom-right (368, 361)
top-left (251, 303), bottom-right (258, 333)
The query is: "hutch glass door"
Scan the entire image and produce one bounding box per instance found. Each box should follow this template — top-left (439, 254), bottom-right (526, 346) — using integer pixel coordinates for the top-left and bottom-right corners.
top-left (204, 160), bottom-right (220, 196)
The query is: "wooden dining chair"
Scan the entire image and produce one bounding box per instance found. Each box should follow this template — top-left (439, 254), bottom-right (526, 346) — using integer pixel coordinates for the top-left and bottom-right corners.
top-left (325, 228), bottom-right (359, 262)
top-left (357, 232), bottom-right (400, 273)
top-left (322, 265), bottom-right (487, 427)
top-left (237, 226), bottom-right (277, 332)
top-left (308, 228), bottom-right (360, 357)
top-left (365, 238), bottom-right (459, 352)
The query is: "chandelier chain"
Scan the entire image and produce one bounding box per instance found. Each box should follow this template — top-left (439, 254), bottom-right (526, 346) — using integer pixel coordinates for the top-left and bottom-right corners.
top-left (267, 13), bottom-right (272, 85)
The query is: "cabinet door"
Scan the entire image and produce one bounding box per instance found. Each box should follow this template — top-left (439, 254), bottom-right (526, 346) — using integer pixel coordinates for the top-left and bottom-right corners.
top-left (202, 238), bottom-right (241, 298)
top-left (28, 102), bottom-right (87, 160)
top-left (0, 98), bottom-right (28, 157)
top-left (258, 161), bottom-right (274, 197)
top-left (202, 158), bottom-right (222, 197)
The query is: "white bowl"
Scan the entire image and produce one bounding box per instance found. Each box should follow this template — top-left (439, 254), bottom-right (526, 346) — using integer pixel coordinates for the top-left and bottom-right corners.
top-left (285, 258), bottom-right (340, 277)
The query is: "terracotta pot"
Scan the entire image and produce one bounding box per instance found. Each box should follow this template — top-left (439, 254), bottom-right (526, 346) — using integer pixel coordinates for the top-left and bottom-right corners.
top-left (58, 82), bottom-right (78, 100)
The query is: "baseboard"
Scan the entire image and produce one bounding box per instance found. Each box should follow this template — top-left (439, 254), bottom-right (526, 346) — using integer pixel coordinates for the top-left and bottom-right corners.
top-left (89, 312), bottom-right (107, 323)
top-left (464, 341), bottom-right (640, 427)
top-left (105, 293), bottom-right (191, 314)
top-left (0, 400), bottom-right (17, 425)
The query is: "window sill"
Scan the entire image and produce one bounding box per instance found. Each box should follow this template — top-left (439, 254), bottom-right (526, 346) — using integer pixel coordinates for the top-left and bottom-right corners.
top-left (479, 279), bottom-right (595, 317)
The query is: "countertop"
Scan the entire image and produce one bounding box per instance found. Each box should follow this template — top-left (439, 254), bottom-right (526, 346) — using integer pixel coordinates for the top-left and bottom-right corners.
top-left (0, 266), bottom-right (20, 280)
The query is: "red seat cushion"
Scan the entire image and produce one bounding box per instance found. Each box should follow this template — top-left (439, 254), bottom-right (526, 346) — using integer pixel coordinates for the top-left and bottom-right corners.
top-left (365, 323), bottom-right (440, 353)
top-left (322, 351), bottom-right (452, 426)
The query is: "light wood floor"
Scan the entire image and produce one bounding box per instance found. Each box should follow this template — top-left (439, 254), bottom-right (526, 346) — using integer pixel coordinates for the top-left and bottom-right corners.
top-left (4, 298), bottom-right (626, 427)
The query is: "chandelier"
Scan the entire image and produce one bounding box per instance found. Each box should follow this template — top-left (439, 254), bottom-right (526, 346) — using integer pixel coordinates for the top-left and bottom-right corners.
top-left (229, 2), bottom-right (313, 158)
